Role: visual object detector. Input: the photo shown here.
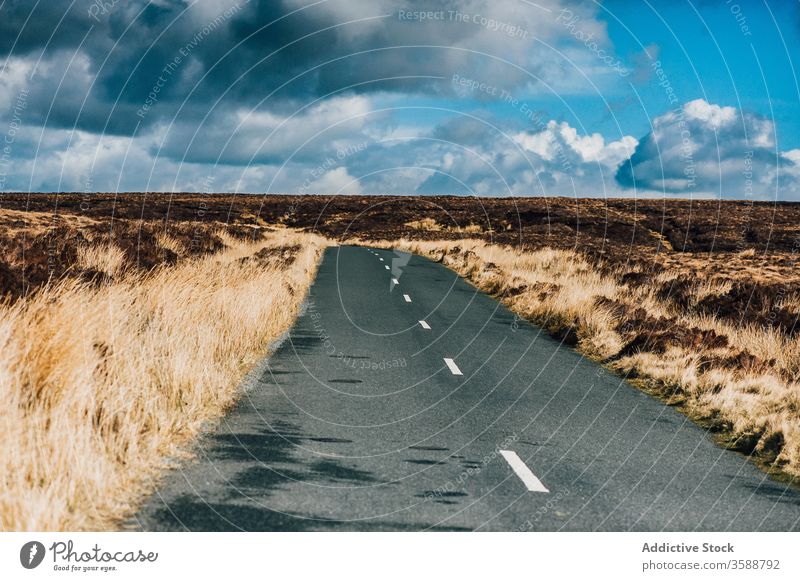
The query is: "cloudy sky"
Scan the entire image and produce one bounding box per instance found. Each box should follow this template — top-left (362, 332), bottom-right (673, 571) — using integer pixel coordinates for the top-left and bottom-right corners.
top-left (1, 0), bottom-right (799, 198)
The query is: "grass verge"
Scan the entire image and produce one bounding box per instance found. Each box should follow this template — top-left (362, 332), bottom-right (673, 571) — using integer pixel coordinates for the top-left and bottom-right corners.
top-left (0, 229), bottom-right (327, 530)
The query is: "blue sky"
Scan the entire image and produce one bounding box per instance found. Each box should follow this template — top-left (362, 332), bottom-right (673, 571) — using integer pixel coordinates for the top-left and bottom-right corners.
top-left (395, 0), bottom-right (800, 150)
top-left (1, 0), bottom-right (799, 198)
top-left (604, 0), bottom-right (800, 149)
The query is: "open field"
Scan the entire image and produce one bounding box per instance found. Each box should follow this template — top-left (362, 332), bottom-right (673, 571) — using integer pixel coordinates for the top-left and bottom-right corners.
top-left (1, 193), bottom-right (799, 529)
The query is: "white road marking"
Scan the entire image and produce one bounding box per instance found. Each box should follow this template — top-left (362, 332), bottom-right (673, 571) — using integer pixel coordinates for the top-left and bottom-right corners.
top-left (443, 357), bottom-right (462, 375)
top-left (385, 265), bottom-right (390, 270)
top-left (403, 294), bottom-right (412, 302)
top-left (392, 278), bottom-right (399, 284)
top-left (419, 320), bottom-right (431, 330)
top-left (499, 450), bottom-right (549, 493)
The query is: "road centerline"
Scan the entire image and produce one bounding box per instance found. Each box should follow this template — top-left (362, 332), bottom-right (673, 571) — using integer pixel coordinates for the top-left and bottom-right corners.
top-left (500, 450), bottom-right (549, 493)
top-left (443, 357), bottom-right (462, 375)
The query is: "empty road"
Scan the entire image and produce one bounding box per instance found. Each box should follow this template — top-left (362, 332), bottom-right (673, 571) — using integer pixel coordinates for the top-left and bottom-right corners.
top-left (134, 245), bottom-right (800, 531)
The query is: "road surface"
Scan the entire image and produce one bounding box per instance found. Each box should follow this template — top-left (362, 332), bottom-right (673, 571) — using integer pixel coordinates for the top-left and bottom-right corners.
top-left (133, 245), bottom-right (800, 531)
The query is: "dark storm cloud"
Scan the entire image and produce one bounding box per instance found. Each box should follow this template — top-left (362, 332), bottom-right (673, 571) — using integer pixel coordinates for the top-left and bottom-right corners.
top-left (0, 0), bottom-right (94, 56)
top-left (1, 0), bottom-right (563, 137)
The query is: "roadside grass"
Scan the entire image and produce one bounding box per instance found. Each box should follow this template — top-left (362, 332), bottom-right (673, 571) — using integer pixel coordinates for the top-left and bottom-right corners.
top-left (0, 229), bottom-right (327, 530)
top-left (370, 238), bottom-right (800, 480)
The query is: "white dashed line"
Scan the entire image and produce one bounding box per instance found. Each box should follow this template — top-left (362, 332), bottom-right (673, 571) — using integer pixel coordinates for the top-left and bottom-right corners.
top-left (419, 320), bottom-right (431, 330)
top-left (392, 278), bottom-right (399, 284)
top-left (499, 450), bottom-right (549, 493)
top-left (443, 358), bottom-right (462, 375)
top-left (385, 265), bottom-right (390, 270)
top-left (403, 294), bottom-right (412, 302)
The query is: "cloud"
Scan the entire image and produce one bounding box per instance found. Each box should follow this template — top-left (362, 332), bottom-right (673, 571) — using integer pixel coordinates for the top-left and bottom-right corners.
top-left (156, 95), bottom-right (377, 165)
top-left (360, 114), bottom-right (639, 196)
top-left (11, 3), bottom-right (794, 200)
top-left (307, 166), bottom-right (362, 194)
top-left (616, 98), bottom-right (800, 199)
top-left (0, 97), bottom-right (638, 197)
top-left (512, 120), bottom-right (637, 166)
top-left (0, 0), bottom-right (623, 135)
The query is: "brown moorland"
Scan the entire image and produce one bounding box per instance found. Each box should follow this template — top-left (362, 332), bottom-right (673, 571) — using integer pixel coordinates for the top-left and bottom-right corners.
top-left (1, 192), bottom-right (799, 529)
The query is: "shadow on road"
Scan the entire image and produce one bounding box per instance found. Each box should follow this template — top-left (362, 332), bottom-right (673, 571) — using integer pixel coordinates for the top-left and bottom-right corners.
top-left (145, 420), bottom-right (468, 531)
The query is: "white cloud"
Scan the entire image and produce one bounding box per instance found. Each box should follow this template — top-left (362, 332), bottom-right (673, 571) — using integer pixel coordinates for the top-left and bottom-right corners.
top-left (617, 98), bottom-right (800, 199)
top-left (158, 95), bottom-right (376, 165)
top-left (514, 121), bottom-right (637, 166)
top-left (398, 116), bottom-right (639, 196)
top-left (682, 99), bottom-right (737, 129)
top-left (308, 166), bottom-right (362, 194)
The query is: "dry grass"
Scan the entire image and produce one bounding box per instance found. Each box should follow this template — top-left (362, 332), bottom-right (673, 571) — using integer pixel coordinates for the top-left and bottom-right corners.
top-left (154, 233), bottom-right (187, 257)
top-left (370, 237), bottom-right (800, 478)
top-left (403, 219), bottom-right (482, 234)
top-left (405, 218), bottom-right (442, 231)
top-left (76, 244), bottom-right (127, 277)
top-left (0, 229), bottom-right (327, 531)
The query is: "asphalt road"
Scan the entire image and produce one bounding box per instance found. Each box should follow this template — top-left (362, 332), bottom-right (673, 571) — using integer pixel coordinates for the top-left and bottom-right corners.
top-left (134, 245), bottom-right (800, 531)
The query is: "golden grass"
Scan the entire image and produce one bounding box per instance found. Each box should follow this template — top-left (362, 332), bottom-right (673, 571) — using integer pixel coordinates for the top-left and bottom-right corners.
top-left (154, 233), bottom-right (187, 257)
top-left (0, 229), bottom-right (327, 530)
top-left (778, 292), bottom-right (800, 314)
top-left (76, 243), bottom-right (127, 277)
top-left (368, 237), bottom-right (800, 477)
top-left (459, 224), bottom-right (483, 234)
top-left (403, 219), bottom-right (482, 234)
top-left (0, 208), bottom-right (100, 238)
top-left (405, 218), bottom-right (442, 231)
